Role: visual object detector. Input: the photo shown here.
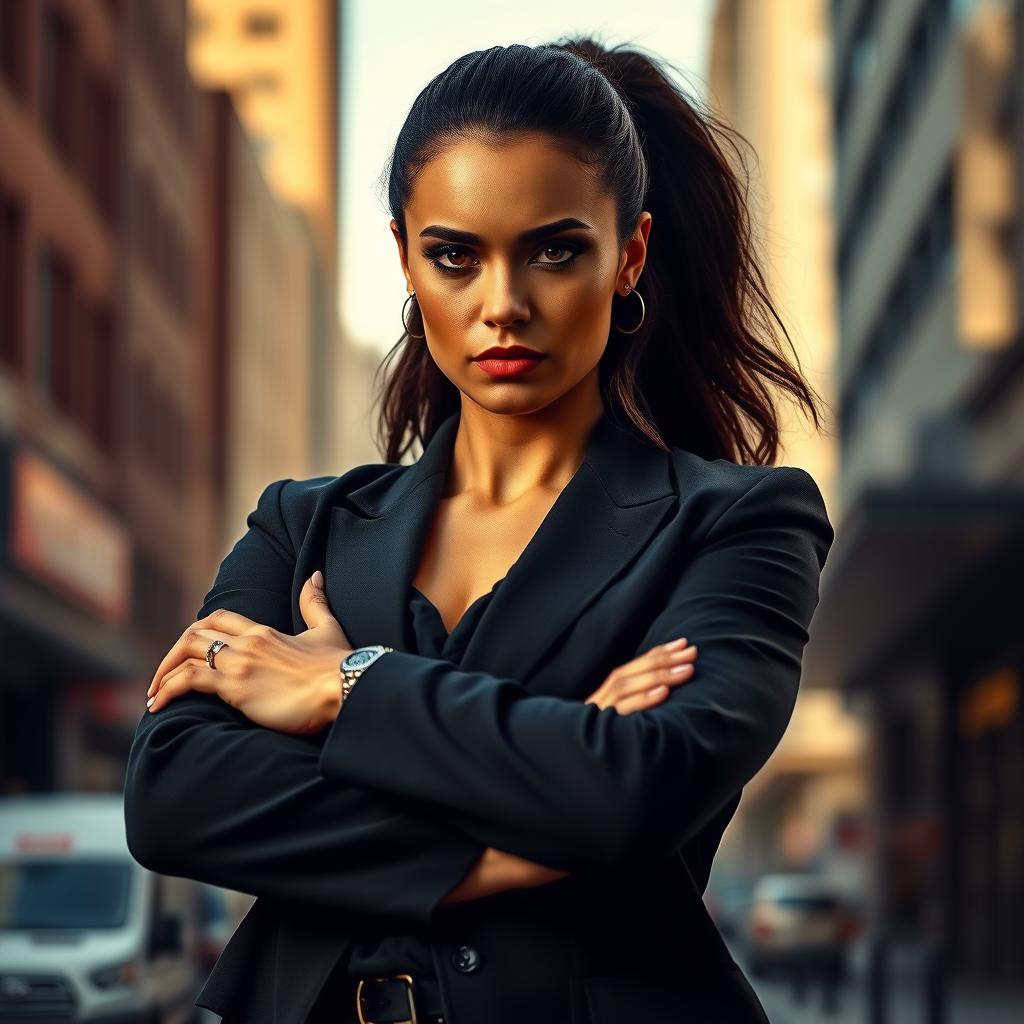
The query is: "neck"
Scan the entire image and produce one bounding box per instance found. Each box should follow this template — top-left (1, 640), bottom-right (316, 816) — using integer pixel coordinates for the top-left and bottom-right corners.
top-left (447, 385), bottom-right (605, 506)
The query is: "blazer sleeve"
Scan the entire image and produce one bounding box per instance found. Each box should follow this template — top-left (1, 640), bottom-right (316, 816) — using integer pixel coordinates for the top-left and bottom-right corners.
top-left (122, 479), bottom-right (485, 927)
top-left (318, 466), bottom-right (835, 874)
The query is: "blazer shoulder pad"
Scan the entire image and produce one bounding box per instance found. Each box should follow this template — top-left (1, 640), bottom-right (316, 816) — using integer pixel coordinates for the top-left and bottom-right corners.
top-left (667, 449), bottom-right (830, 539)
top-left (277, 462), bottom-right (401, 511)
top-left (255, 462), bottom-right (406, 555)
top-left (667, 447), bottom-right (771, 514)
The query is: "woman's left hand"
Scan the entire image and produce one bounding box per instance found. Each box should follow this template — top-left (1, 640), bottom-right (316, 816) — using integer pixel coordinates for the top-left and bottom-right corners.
top-left (144, 571), bottom-right (352, 735)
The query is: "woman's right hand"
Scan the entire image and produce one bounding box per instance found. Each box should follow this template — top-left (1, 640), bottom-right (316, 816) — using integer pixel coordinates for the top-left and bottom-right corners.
top-left (584, 637), bottom-right (699, 714)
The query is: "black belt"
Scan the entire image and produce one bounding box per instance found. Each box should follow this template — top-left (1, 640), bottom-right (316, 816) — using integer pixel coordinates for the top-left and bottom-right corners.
top-left (355, 973), bottom-right (445, 1024)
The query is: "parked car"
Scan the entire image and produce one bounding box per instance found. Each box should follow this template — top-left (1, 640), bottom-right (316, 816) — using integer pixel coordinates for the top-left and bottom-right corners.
top-left (705, 877), bottom-right (755, 940)
top-left (742, 872), bottom-right (858, 980)
top-left (0, 792), bottom-right (205, 1023)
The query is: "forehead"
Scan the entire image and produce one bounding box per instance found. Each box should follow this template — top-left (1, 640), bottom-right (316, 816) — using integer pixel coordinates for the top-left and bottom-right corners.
top-left (406, 134), bottom-right (614, 238)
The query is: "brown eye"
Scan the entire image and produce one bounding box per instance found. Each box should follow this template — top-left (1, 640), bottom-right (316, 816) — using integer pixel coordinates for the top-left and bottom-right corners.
top-left (422, 244), bottom-right (479, 274)
top-left (438, 247), bottom-right (472, 268)
top-left (532, 241), bottom-right (587, 268)
top-left (538, 246), bottom-right (571, 263)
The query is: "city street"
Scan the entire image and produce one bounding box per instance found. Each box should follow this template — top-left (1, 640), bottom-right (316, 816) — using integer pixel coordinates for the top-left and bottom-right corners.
top-left (1, 0), bottom-right (1021, 1020)
top-left (731, 949), bottom-right (1024, 1024)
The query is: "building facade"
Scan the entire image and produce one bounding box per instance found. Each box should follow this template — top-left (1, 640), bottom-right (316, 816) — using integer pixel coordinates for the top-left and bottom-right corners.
top-left (0, 0), bottom-right (211, 792)
top-left (186, 0), bottom-right (348, 474)
top-left (806, 0), bottom-right (1022, 990)
top-left (707, 0), bottom-right (868, 902)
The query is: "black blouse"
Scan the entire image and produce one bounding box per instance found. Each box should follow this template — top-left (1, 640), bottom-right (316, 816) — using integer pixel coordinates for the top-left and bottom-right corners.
top-left (311, 576), bottom-right (507, 1019)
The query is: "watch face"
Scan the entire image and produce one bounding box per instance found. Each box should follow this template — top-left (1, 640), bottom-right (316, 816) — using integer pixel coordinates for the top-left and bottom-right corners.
top-left (343, 646), bottom-right (382, 670)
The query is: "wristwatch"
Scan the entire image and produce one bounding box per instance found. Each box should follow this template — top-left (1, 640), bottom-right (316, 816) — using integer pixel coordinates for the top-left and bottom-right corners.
top-left (338, 645), bottom-right (395, 709)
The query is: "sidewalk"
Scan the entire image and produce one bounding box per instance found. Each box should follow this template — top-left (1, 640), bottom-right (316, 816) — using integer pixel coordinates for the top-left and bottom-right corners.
top-left (743, 948), bottom-right (1024, 1024)
top-left (755, 976), bottom-right (1024, 1024)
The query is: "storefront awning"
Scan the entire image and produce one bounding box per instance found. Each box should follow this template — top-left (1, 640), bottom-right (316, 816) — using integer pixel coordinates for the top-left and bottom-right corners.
top-left (801, 483), bottom-right (1024, 691)
top-left (0, 569), bottom-right (144, 680)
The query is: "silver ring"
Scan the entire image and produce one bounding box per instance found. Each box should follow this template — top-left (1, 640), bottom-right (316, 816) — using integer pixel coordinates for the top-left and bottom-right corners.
top-left (206, 639), bottom-right (229, 670)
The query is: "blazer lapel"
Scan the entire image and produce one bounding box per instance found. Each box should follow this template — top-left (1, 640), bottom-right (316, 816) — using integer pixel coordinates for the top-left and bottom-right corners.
top-left (324, 406), bottom-right (677, 685)
top-left (324, 411), bottom-right (463, 654)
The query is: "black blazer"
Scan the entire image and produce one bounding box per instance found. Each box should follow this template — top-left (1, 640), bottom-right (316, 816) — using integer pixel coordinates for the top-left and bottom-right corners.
top-left (123, 407), bottom-right (834, 1024)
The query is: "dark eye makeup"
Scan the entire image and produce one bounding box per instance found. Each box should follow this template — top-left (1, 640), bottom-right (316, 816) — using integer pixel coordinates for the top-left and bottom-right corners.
top-left (420, 239), bottom-right (589, 276)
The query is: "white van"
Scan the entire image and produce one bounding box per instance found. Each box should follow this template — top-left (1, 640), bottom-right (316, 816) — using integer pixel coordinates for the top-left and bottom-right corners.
top-left (0, 793), bottom-right (207, 1023)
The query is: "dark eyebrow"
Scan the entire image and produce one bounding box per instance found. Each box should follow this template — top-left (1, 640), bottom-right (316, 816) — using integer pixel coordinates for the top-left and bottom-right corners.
top-left (418, 217), bottom-right (593, 246)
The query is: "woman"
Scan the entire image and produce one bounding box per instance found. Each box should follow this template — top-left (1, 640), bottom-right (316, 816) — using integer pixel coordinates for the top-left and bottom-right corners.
top-left (124, 37), bottom-right (834, 1024)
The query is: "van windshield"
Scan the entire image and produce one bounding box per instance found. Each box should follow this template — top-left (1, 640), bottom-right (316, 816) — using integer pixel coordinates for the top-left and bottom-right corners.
top-left (0, 858), bottom-right (132, 930)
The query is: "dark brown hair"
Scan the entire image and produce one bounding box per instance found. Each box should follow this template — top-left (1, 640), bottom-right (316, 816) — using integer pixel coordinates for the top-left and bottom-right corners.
top-left (372, 35), bottom-right (831, 465)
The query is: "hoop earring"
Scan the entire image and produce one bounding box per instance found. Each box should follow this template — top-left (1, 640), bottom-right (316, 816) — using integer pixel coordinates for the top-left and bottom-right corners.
top-left (402, 291), bottom-right (426, 339)
top-left (613, 284), bottom-right (645, 335)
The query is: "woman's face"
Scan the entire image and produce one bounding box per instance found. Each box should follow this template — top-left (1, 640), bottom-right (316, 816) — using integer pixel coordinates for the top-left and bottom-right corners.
top-left (392, 132), bottom-right (651, 416)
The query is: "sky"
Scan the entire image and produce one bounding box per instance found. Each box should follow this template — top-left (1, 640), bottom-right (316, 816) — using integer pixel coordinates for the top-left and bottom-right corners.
top-left (337, 0), bottom-right (718, 354)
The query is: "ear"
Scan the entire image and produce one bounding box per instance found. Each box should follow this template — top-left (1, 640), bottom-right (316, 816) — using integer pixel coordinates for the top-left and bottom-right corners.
top-left (617, 210), bottom-right (652, 289)
top-left (390, 218), bottom-right (412, 283)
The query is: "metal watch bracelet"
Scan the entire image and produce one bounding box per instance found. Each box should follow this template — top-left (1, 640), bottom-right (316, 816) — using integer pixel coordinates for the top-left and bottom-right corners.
top-left (338, 645), bottom-right (395, 709)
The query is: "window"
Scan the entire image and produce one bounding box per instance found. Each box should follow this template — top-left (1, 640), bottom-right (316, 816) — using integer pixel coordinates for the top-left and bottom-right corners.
top-left (247, 71), bottom-right (279, 92)
top-left (83, 305), bottom-right (115, 450)
top-left (35, 245), bottom-right (75, 412)
top-left (837, 0), bottom-right (955, 282)
top-left (0, 192), bottom-right (25, 371)
top-left (0, 0), bottom-right (25, 96)
top-left (130, 168), bottom-right (189, 316)
top-left (243, 11), bottom-right (280, 36)
top-left (0, 860), bottom-right (132, 930)
top-left (841, 167), bottom-right (955, 446)
top-left (41, 3), bottom-right (77, 162)
top-left (134, 0), bottom-right (193, 144)
top-left (83, 76), bottom-right (118, 223)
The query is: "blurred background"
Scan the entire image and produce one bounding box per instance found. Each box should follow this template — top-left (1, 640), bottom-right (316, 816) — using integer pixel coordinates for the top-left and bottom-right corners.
top-left (0, 1), bottom-right (1020, 1022)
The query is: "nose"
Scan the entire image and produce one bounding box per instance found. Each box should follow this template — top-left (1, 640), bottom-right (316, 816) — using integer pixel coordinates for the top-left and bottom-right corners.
top-left (480, 266), bottom-right (530, 329)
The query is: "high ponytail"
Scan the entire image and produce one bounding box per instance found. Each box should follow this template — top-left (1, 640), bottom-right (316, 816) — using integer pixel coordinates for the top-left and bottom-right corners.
top-left (375, 35), bottom-right (830, 465)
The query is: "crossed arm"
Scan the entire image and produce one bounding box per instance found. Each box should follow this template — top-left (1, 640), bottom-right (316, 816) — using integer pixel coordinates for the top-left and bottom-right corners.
top-left (123, 466), bottom-right (832, 925)
top-left (314, 466), bottom-right (833, 871)
top-left (123, 488), bottom-right (505, 928)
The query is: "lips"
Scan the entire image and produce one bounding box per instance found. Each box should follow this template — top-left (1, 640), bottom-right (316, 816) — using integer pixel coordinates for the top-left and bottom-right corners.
top-left (473, 346), bottom-right (545, 360)
top-left (474, 353), bottom-right (545, 378)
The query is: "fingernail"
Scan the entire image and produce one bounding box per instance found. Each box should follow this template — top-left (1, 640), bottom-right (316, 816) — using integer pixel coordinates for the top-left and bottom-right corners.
top-left (664, 637), bottom-right (687, 649)
top-left (146, 697), bottom-right (155, 708)
top-left (312, 569), bottom-right (324, 589)
top-left (671, 663), bottom-right (693, 674)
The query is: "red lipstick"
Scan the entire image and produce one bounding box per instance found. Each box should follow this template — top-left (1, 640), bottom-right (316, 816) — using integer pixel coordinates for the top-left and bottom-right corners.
top-left (473, 345), bottom-right (546, 378)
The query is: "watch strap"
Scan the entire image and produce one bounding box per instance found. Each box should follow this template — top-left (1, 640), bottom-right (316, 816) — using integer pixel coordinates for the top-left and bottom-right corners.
top-left (338, 646), bottom-right (395, 709)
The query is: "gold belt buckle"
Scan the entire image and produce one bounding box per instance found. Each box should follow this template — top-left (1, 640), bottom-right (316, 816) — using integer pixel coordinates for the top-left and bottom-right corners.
top-left (355, 973), bottom-right (418, 1024)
